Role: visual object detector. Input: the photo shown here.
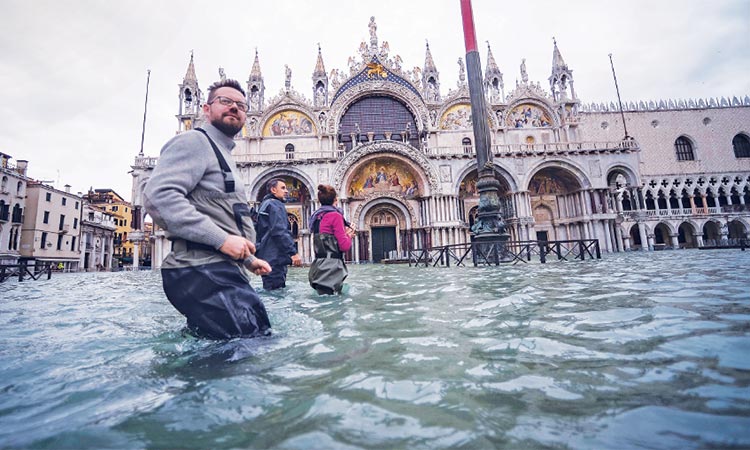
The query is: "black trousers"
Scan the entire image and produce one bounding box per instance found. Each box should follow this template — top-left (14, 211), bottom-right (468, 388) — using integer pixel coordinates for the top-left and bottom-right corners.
top-left (162, 261), bottom-right (271, 339)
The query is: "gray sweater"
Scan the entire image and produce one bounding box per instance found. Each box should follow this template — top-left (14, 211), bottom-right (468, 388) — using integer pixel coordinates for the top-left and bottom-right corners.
top-left (143, 123), bottom-right (246, 250)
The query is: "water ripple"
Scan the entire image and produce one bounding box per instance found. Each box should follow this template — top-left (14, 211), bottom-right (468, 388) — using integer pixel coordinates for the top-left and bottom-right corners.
top-left (1, 250), bottom-right (749, 449)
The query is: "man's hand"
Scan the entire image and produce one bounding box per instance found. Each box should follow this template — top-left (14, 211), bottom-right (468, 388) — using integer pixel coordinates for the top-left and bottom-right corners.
top-left (219, 235), bottom-right (255, 260)
top-left (291, 254), bottom-right (302, 267)
top-left (247, 258), bottom-right (272, 276)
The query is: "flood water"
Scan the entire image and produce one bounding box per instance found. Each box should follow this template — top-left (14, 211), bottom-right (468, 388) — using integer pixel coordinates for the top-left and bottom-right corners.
top-left (1, 250), bottom-right (749, 449)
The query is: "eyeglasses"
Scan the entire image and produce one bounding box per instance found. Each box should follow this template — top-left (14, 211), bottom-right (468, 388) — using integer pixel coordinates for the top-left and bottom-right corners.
top-left (209, 96), bottom-right (248, 112)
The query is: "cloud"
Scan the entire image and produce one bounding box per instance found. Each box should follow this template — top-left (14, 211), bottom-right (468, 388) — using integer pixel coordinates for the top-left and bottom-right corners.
top-left (1, 0), bottom-right (747, 201)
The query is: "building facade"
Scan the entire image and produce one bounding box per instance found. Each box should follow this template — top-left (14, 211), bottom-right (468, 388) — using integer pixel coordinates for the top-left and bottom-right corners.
top-left (79, 203), bottom-right (117, 271)
top-left (83, 189), bottom-right (134, 267)
top-left (0, 153), bottom-right (29, 265)
top-left (131, 17), bottom-right (750, 267)
top-left (20, 183), bottom-right (83, 271)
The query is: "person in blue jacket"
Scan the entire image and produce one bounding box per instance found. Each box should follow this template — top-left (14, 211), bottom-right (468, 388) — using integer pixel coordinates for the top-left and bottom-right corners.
top-left (255, 178), bottom-right (302, 289)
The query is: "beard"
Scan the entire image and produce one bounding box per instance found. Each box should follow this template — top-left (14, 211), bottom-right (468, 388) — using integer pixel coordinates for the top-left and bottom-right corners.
top-left (211, 115), bottom-right (244, 137)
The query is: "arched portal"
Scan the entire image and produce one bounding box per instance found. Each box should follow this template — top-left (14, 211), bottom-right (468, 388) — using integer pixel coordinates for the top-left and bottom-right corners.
top-left (702, 221), bottom-right (721, 246)
top-left (654, 222), bottom-right (671, 246)
top-left (728, 219), bottom-right (747, 242)
top-left (678, 222), bottom-right (697, 248)
top-left (354, 198), bottom-right (415, 263)
top-left (528, 167), bottom-right (585, 241)
top-left (629, 224), bottom-right (642, 249)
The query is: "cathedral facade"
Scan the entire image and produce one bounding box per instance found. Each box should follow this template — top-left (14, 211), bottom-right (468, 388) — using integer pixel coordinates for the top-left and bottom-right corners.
top-left (131, 17), bottom-right (750, 266)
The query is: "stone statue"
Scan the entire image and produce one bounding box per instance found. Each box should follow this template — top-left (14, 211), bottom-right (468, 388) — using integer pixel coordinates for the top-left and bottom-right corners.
top-left (520, 58), bottom-right (528, 84)
top-left (368, 16), bottom-right (377, 42)
top-left (457, 58), bottom-right (466, 86)
top-left (285, 65), bottom-right (292, 90)
top-left (218, 67), bottom-right (226, 81)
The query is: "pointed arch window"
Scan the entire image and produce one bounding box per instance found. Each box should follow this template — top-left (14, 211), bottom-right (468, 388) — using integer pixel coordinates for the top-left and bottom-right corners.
top-left (285, 143), bottom-right (295, 160)
top-left (732, 134), bottom-right (750, 158)
top-left (675, 136), bottom-right (695, 161)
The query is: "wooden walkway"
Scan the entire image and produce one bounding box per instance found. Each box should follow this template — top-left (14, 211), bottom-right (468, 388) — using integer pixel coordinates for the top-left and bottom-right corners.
top-left (0, 261), bottom-right (53, 283)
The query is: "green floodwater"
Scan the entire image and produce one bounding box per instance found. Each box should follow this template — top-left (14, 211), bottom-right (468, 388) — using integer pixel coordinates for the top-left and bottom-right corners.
top-left (1, 250), bottom-right (749, 449)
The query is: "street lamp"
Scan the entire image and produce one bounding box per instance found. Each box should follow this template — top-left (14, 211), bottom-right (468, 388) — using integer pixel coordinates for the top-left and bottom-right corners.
top-left (459, 0), bottom-right (510, 262)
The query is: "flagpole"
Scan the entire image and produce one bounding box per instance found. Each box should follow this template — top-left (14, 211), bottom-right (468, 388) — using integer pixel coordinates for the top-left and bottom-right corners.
top-left (139, 69), bottom-right (151, 157)
top-left (608, 54), bottom-right (630, 140)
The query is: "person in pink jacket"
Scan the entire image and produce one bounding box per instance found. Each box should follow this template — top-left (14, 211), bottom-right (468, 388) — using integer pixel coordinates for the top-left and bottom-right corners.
top-left (308, 185), bottom-right (355, 295)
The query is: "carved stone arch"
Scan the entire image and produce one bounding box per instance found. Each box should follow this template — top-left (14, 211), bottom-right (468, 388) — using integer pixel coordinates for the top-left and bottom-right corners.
top-left (249, 166), bottom-right (316, 202)
top-left (504, 97), bottom-right (560, 128)
top-left (453, 161), bottom-right (518, 194)
top-left (332, 140), bottom-right (440, 196)
top-left (525, 159), bottom-right (592, 191)
top-left (728, 217), bottom-right (750, 232)
top-left (328, 82), bottom-right (430, 134)
top-left (353, 194), bottom-right (417, 230)
top-left (654, 220), bottom-right (677, 235)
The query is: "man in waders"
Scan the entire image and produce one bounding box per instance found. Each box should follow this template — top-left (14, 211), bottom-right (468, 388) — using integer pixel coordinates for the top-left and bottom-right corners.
top-left (144, 79), bottom-right (273, 339)
top-left (255, 179), bottom-right (302, 290)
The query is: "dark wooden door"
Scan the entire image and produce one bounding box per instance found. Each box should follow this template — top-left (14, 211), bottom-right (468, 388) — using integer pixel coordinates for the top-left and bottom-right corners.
top-left (371, 227), bottom-right (396, 262)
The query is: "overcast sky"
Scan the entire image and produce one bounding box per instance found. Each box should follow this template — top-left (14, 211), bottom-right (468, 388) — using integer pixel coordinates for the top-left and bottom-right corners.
top-left (1, 0), bottom-right (748, 201)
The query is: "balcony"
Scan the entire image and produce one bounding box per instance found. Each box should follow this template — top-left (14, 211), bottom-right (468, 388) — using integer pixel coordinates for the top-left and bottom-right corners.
top-left (425, 139), bottom-right (640, 158)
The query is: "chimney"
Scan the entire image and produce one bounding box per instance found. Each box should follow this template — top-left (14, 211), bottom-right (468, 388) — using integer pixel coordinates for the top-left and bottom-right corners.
top-left (64, 184), bottom-right (71, 193)
top-left (16, 160), bottom-right (28, 176)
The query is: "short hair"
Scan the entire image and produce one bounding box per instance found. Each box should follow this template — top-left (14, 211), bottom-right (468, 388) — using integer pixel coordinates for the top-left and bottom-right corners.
top-left (206, 79), bottom-right (246, 103)
top-left (317, 184), bottom-right (337, 205)
top-left (266, 178), bottom-right (285, 193)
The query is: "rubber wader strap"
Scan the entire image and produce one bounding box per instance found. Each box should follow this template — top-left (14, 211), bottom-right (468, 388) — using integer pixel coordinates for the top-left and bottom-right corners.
top-left (195, 127), bottom-right (235, 193)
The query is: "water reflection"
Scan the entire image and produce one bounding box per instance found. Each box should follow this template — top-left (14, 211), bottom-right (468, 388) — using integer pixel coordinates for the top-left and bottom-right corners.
top-left (1, 250), bottom-right (749, 449)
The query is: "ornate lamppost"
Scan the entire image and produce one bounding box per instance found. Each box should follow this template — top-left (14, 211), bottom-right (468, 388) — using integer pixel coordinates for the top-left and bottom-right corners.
top-left (460, 0), bottom-right (509, 261)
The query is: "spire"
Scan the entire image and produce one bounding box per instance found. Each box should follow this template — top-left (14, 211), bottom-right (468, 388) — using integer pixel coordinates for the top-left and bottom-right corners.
top-left (178, 51), bottom-right (201, 132)
top-left (424, 41), bottom-right (437, 73)
top-left (247, 48), bottom-right (265, 113)
top-left (421, 40), bottom-right (440, 102)
top-left (249, 48), bottom-right (262, 81)
top-left (313, 43), bottom-right (326, 77)
top-left (484, 42), bottom-right (504, 103)
top-left (183, 50), bottom-right (197, 83)
top-left (551, 37), bottom-right (567, 71)
top-left (549, 37), bottom-right (576, 101)
top-left (312, 44), bottom-right (329, 108)
top-left (485, 42), bottom-right (499, 77)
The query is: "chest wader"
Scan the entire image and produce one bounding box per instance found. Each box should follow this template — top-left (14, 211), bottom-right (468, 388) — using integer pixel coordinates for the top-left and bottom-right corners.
top-left (160, 128), bottom-right (271, 339)
top-left (308, 212), bottom-right (348, 295)
top-left (255, 198), bottom-right (292, 290)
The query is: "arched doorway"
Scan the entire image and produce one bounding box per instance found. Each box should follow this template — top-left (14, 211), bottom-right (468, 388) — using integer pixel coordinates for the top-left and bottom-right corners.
top-left (528, 167), bottom-right (584, 240)
top-left (728, 220), bottom-right (747, 244)
top-left (369, 209), bottom-right (398, 262)
top-left (654, 222), bottom-right (671, 248)
top-left (629, 224), bottom-right (642, 249)
top-left (702, 221), bottom-right (721, 246)
top-left (678, 222), bottom-right (697, 248)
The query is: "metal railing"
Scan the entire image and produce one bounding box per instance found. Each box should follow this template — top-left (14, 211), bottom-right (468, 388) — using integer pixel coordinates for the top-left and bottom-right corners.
top-left (409, 239), bottom-right (601, 267)
top-left (425, 140), bottom-right (639, 158)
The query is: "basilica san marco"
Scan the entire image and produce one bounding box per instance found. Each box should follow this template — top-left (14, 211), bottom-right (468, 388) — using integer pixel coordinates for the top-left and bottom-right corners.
top-left (130, 17), bottom-right (750, 266)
